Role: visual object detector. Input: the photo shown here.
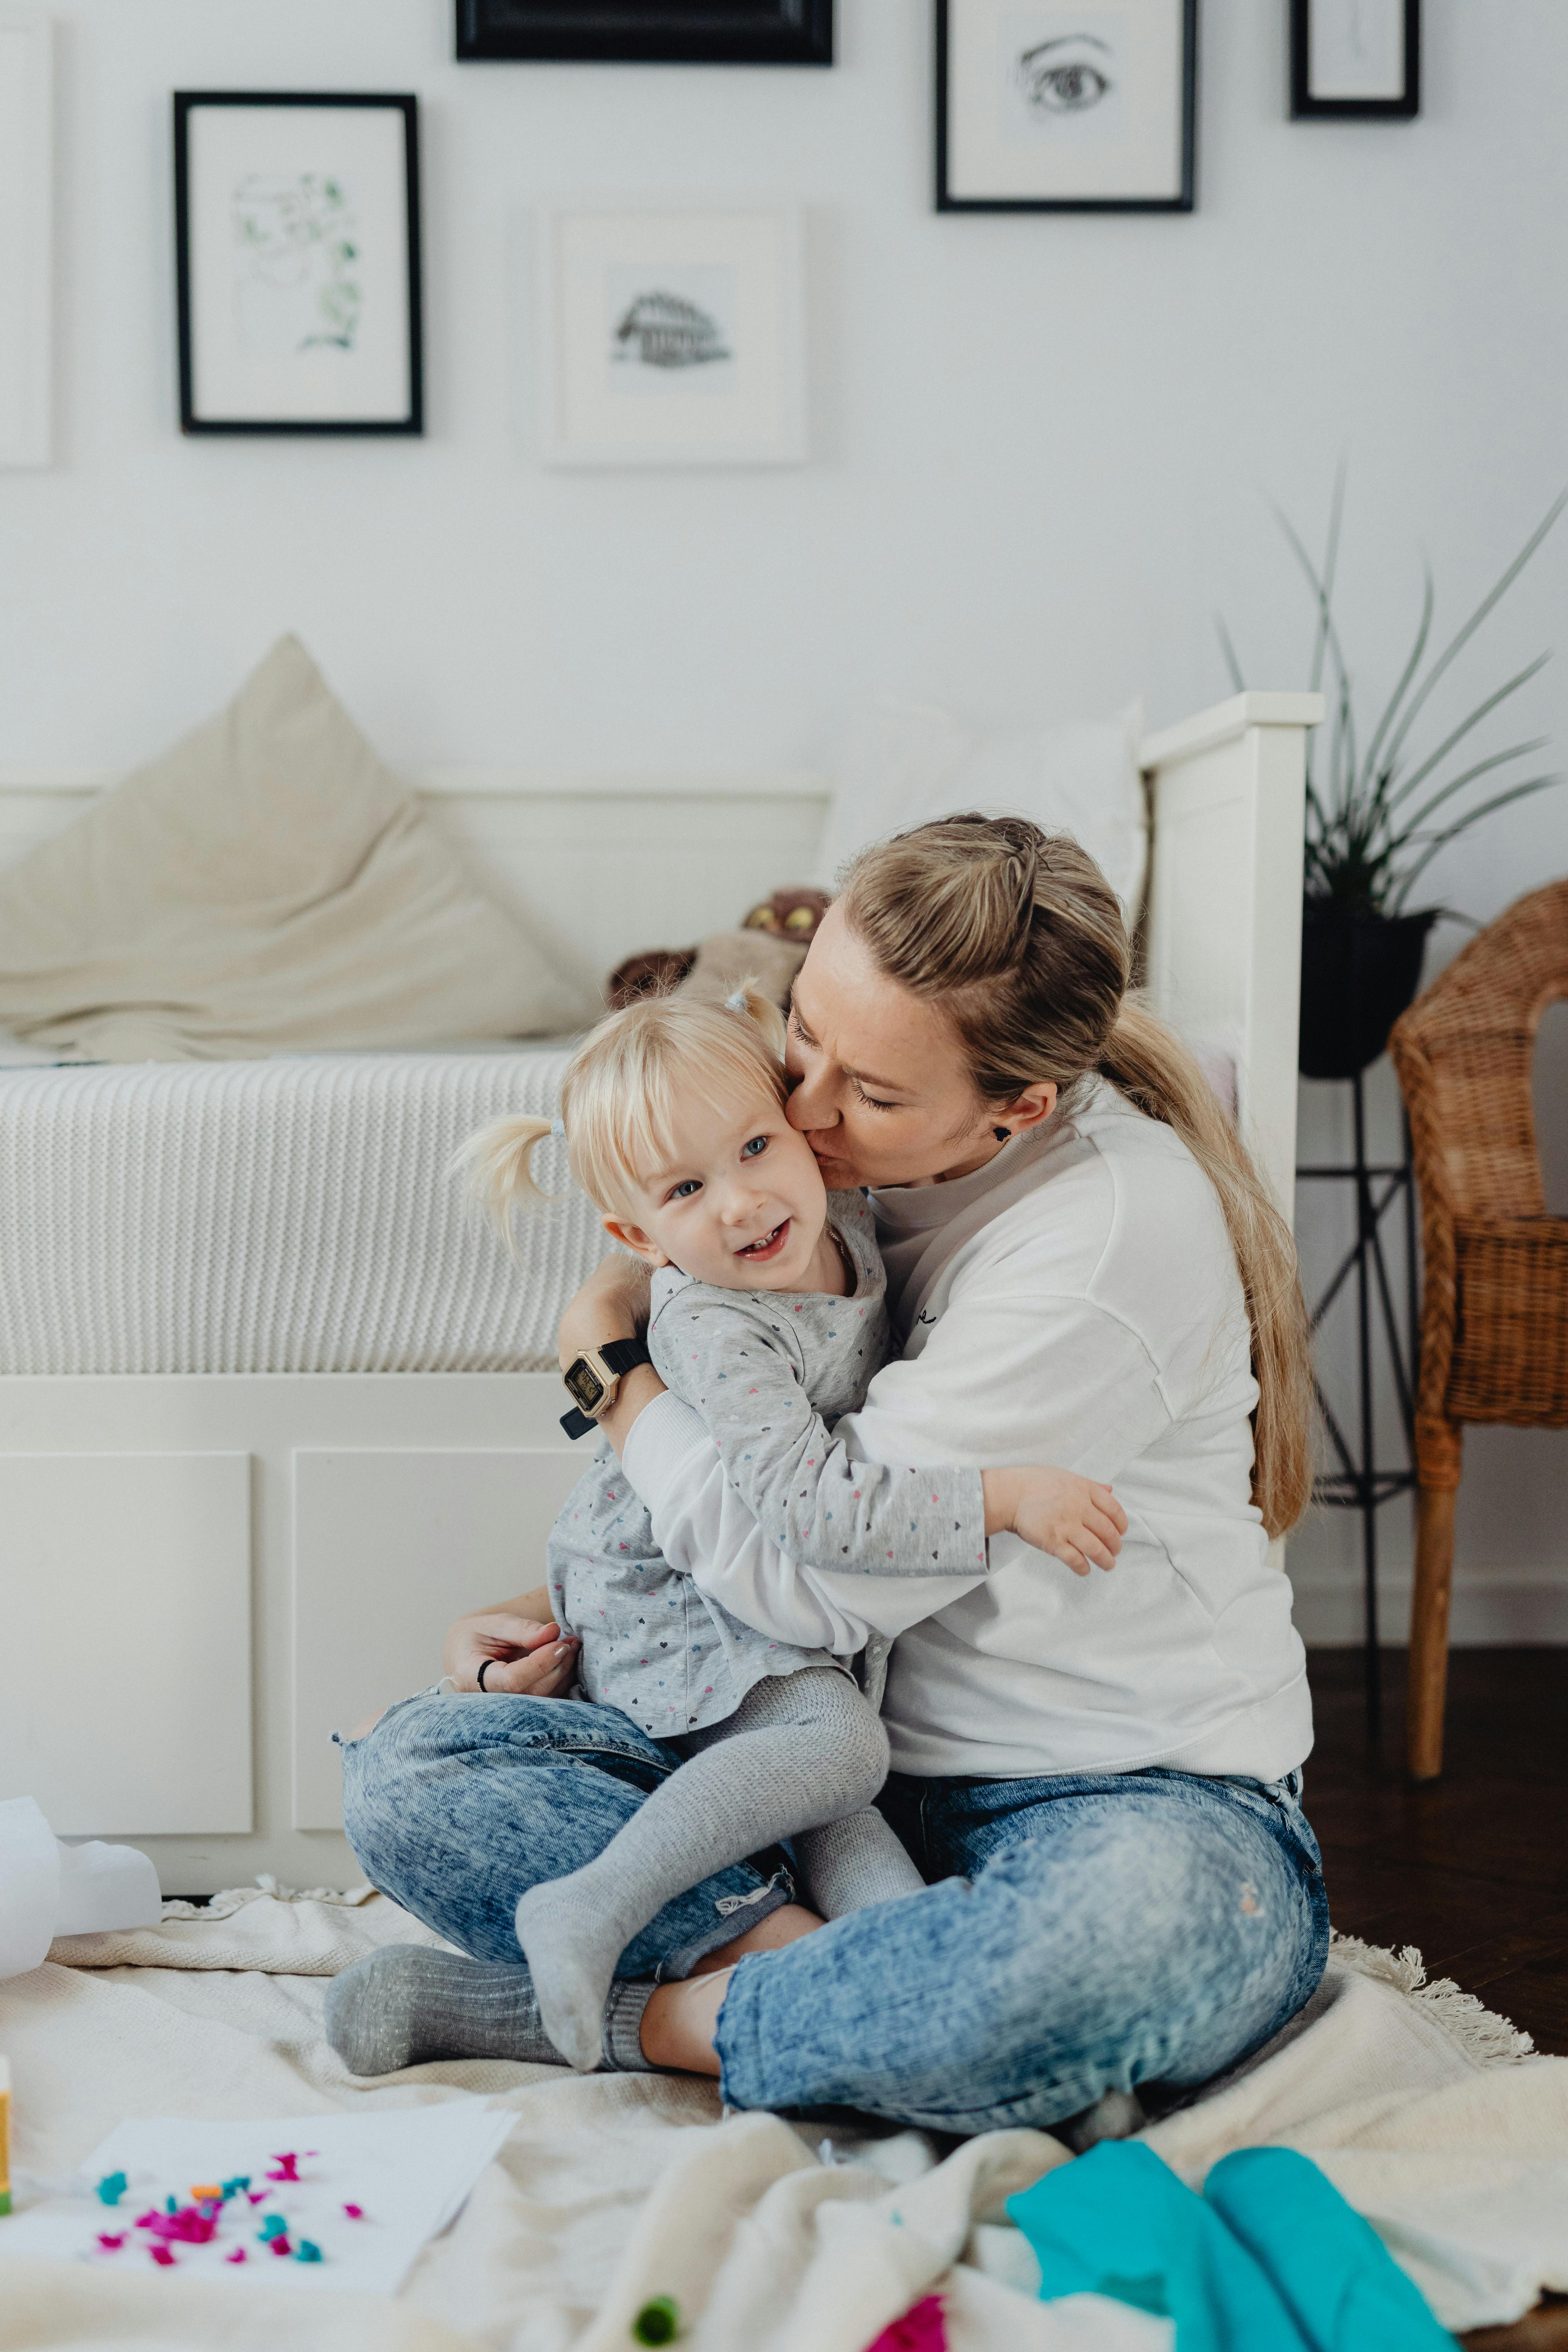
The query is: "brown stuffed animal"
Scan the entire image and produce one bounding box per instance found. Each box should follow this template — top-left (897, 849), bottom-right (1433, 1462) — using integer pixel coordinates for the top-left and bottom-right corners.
top-left (604, 946), bottom-right (697, 1011)
top-left (741, 887), bottom-right (832, 944)
top-left (606, 887), bottom-right (829, 1011)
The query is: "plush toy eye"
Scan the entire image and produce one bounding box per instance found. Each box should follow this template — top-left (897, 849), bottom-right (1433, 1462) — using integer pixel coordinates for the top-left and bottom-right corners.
top-left (743, 902), bottom-right (781, 932)
top-left (783, 905), bottom-right (816, 933)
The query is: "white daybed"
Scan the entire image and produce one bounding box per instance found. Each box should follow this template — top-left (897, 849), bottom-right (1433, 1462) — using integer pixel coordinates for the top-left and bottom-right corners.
top-left (0, 691), bottom-right (1320, 1891)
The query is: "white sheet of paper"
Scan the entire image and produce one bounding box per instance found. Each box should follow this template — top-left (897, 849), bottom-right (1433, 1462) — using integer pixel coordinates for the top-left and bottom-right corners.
top-left (0, 2107), bottom-right (515, 2295)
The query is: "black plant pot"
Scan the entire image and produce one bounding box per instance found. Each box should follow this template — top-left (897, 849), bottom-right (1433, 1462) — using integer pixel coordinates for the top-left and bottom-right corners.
top-left (1299, 905), bottom-right (1437, 1080)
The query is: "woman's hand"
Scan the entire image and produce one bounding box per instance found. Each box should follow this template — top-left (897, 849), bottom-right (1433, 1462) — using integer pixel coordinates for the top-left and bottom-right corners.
top-left (443, 1596), bottom-right (580, 1696)
top-left (982, 1467), bottom-right (1127, 1577)
top-left (557, 1252), bottom-right (653, 1371)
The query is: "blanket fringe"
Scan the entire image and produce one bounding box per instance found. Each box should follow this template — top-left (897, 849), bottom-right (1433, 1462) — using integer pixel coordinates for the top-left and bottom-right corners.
top-left (1329, 1930), bottom-right (1535, 2065)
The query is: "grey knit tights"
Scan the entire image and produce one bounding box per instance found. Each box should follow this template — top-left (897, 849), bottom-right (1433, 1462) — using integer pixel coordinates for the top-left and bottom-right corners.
top-left (514, 1663), bottom-right (924, 2069)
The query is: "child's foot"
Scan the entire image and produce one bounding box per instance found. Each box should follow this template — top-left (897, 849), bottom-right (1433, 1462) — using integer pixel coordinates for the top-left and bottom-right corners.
top-left (514, 1879), bottom-right (622, 2072)
top-left (324, 1943), bottom-right (655, 2077)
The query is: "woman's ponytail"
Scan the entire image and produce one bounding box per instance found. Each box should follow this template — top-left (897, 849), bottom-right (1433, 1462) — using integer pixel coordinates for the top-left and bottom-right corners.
top-left (1096, 999), bottom-right (1312, 1538)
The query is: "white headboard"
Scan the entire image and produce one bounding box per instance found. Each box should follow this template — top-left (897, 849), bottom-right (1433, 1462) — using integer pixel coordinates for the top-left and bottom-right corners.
top-left (0, 689), bottom-right (1320, 1215)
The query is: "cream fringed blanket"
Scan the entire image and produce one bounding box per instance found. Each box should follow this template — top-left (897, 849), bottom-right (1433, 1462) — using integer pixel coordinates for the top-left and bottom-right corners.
top-left (0, 1886), bottom-right (1564, 2351)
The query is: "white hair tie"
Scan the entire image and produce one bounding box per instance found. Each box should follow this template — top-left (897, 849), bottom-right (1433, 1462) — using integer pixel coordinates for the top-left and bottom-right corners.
top-left (724, 988), bottom-right (749, 1014)
top-left (550, 1116), bottom-right (566, 1139)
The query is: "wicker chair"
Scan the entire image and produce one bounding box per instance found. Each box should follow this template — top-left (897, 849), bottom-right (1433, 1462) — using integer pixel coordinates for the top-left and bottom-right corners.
top-left (1388, 879), bottom-right (1568, 1780)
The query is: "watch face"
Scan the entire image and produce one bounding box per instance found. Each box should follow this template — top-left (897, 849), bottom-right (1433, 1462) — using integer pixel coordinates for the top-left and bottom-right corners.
top-left (565, 1359), bottom-right (606, 1413)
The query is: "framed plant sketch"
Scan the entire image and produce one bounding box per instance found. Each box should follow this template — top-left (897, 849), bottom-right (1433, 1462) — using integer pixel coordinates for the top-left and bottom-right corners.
top-left (174, 92), bottom-right (423, 436)
top-left (936, 0), bottom-right (1198, 213)
top-left (457, 2), bottom-right (833, 66)
top-left (0, 6), bottom-right (52, 467)
top-left (1290, 0), bottom-right (1419, 120)
top-left (537, 200), bottom-right (806, 468)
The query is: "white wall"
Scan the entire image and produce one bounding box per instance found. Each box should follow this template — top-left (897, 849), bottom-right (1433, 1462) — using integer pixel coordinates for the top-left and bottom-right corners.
top-left (4, 0), bottom-right (1567, 1635)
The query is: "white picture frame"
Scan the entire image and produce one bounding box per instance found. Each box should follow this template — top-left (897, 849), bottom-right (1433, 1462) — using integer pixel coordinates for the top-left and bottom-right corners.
top-left (0, 6), bottom-right (53, 468)
top-left (537, 198), bottom-right (806, 469)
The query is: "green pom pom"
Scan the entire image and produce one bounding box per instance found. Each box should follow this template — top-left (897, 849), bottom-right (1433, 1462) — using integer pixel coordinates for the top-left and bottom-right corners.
top-left (631, 2296), bottom-right (681, 2346)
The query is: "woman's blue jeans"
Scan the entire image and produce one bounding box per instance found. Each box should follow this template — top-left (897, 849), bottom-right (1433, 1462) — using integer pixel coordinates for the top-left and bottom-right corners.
top-left (340, 1688), bottom-right (1329, 2136)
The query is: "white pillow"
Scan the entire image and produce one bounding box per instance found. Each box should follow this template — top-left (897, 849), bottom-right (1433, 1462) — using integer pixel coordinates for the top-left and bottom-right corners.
top-left (0, 636), bottom-right (592, 1061)
top-left (816, 698), bottom-right (1147, 916)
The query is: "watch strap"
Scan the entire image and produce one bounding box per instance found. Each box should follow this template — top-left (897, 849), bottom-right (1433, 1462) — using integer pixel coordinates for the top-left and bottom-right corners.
top-left (559, 1336), bottom-right (653, 1440)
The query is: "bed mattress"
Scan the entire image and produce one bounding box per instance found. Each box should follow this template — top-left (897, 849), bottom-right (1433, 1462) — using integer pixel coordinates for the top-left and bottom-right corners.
top-left (0, 1050), bottom-right (607, 1375)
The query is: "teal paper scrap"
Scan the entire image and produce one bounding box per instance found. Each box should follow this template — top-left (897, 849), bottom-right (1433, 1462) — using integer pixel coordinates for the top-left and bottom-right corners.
top-left (1007, 2142), bottom-right (1456, 2352)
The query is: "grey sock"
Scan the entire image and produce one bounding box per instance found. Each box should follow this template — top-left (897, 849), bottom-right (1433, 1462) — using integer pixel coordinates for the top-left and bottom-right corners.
top-left (797, 1807), bottom-right (926, 1917)
top-left (323, 1944), bottom-right (657, 2077)
top-left (515, 1665), bottom-right (889, 2071)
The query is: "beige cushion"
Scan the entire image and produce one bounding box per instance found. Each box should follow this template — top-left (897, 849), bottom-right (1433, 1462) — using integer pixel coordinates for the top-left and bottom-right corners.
top-left (0, 637), bottom-right (589, 1060)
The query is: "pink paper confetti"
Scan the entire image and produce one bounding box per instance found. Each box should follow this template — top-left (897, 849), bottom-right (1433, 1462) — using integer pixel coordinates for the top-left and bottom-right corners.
top-left (266, 2152), bottom-right (302, 2182)
top-left (149, 2244), bottom-right (176, 2268)
top-left (343, 2203), bottom-right (364, 2220)
top-left (137, 2204), bottom-right (219, 2246)
top-left (96, 2233), bottom-right (125, 2251)
top-left (247, 2189), bottom-right (269, 2204)
top-left (226, 2247), bottom-right (248, 2263)
top-left (866, 2296), bottom-right (947, 2352)
top-left (269, 2234), bottom-right (293, 2258)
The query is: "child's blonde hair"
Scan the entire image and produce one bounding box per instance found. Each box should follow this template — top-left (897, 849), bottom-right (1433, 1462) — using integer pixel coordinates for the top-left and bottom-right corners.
top-left (458, 984), bottom-right (788, 1255)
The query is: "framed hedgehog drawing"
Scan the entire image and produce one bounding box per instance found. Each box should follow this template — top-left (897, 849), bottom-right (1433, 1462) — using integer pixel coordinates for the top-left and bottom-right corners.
top-left (536, 200), bottom-right (806, 468)
top-left (937, 0), bottom-right (1198, 213)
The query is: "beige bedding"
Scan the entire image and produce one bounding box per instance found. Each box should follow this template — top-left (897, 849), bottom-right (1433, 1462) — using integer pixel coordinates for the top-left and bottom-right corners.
top-left (2, 1886), bottom-right (1564, 2350)
top-left (0, 637), bottom-right (590, 1061)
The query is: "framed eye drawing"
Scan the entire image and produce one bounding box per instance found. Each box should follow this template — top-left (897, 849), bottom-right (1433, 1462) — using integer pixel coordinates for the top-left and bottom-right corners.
top-left (536, 199), bottom-right (806, 469)
top-left (457, 2), bottom-right (833, 66)
top-left (936, 0), bottom-right (1198, 214)
top-left (1290, 0), bottom-right (1419, 121)
top-left (174, 92), bottom-right (423, 436)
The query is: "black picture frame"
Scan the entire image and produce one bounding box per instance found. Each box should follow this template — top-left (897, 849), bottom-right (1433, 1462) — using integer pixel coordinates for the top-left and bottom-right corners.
top-left (936, 0), bottom-right (1198, 214)
top-left (456, 1), bottom-right (833, 66)
top-left (174, 91), bottom-right (423, 437)
top-left (1290, 0), bottom-right (1420, 120)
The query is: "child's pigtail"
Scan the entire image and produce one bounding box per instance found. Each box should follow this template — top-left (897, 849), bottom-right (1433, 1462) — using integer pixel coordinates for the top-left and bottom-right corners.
top-left (722, 982), bottom-right (788, 1062)
top-left (452, 1114), bottom-right (561, 1263)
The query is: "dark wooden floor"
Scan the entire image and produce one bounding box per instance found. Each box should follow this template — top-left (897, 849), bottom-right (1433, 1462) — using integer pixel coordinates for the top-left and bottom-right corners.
top-left (1307, 1646), bottom-right (1568, 2057)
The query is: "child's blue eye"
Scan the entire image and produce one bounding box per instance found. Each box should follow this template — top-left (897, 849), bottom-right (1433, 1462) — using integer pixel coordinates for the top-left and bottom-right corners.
top-left (670, 1178), bottom-right (702, 1199)
top-left (741, 1136), bottom-right (769, 1159)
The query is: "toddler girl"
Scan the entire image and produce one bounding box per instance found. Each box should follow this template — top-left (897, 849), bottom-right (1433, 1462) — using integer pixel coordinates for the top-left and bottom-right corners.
top-left (462, 985), bottom-right (1124, 2071)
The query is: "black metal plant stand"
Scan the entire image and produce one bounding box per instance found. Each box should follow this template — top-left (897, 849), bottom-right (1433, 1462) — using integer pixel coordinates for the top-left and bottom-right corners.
top-left (1297, 1070), bottom-right (1421, 1737)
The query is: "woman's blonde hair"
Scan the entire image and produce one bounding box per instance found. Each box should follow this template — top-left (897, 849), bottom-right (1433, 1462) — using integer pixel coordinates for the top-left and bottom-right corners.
top-left (457, 985), bottom-right (788, 1253)
top-left (839, 816), bottom-right (1313, 1538)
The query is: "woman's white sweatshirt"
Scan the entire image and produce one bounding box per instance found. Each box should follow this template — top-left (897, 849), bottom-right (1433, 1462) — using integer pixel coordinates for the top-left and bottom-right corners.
top-left (622, 1079), bottom-right (1313, 1783)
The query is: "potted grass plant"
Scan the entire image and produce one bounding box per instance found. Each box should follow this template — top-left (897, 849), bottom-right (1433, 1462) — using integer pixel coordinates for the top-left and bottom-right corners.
top-left (1219, 475), bottom-right (1566, 1079)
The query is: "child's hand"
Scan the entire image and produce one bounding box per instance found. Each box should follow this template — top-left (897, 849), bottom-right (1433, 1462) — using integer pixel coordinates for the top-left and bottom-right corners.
top-left (981, 1468), bottom-right (1127, 1576)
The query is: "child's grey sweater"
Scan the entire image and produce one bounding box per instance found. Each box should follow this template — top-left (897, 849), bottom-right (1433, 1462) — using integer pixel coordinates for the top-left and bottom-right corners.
top-left (546, 1191), bottom-right (987, 1739)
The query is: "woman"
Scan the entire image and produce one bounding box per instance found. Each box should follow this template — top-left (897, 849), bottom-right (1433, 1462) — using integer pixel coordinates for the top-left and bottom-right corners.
top-left (332, 818), bottom-right (1328, 2134)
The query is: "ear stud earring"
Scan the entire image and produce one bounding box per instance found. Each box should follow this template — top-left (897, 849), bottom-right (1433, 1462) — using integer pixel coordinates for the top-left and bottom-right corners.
top-left (993, 1127), bottom-right (1010, 1142)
